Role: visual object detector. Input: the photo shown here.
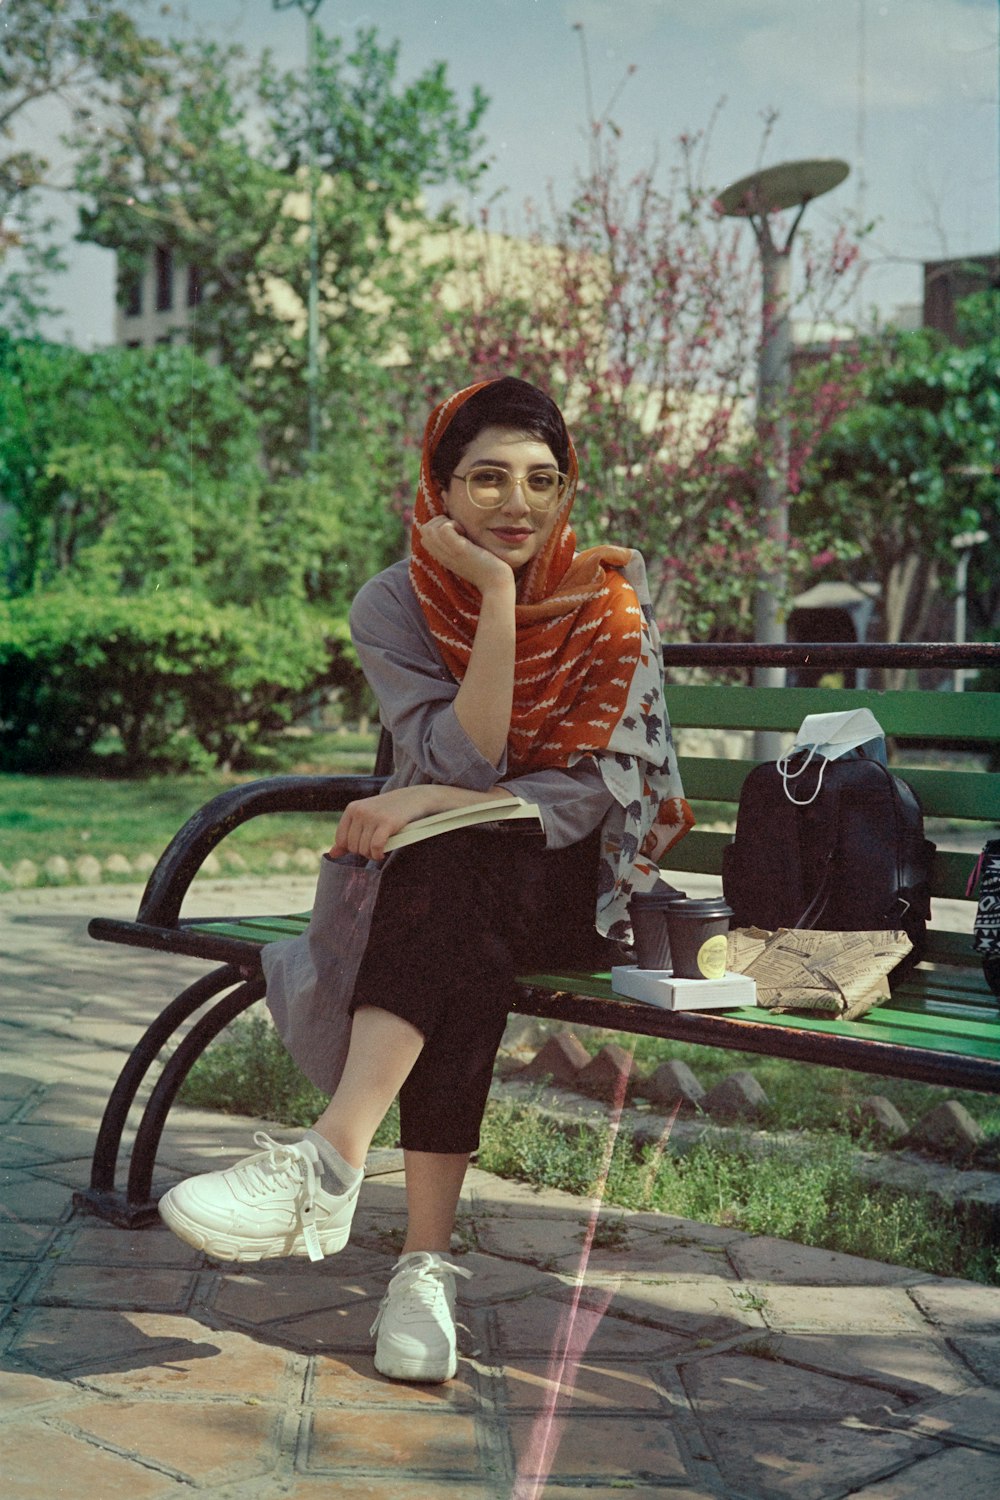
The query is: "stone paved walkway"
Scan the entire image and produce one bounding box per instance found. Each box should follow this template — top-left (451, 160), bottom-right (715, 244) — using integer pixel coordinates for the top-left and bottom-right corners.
top-left (3, 878), bottom-right (1000, 1499)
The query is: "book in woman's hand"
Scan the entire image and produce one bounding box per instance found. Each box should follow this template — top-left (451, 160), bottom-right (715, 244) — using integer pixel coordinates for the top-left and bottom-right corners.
top-left (382, 796), bottom-right (542, 853)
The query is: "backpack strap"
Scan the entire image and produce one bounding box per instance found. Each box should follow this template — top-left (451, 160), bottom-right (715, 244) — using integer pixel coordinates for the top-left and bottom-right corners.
top-left (792, 774), bottom-right (844, 928)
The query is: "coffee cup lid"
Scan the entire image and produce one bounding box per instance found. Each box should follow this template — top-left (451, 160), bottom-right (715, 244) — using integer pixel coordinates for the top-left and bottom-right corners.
top-left (667, 897), bottom-right (733, 918)
top-left (629, 886), bottom-right (688, 909)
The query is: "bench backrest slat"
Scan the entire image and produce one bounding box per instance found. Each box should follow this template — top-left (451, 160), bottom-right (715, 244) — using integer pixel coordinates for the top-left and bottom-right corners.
top-left (662, 827), bottom-right (981, 905)
top-left (666, 684), bottom-right (1000, 740)
top-left (900, 768), bottom-right (1000, 821)
top-left (665, 672), bottom-right (997, 912)
top-left (677, 757), bottom-right (1000, 822)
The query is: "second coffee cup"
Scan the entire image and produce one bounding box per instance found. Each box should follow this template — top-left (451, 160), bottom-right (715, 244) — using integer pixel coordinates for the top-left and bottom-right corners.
top-left (628, 884), bottom-right (688, 969)
top-left (666, 897), bottom-right (733, 979)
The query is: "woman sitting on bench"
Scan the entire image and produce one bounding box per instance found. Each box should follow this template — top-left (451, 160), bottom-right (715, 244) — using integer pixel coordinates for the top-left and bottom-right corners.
top-left (158, 376), bottom-right (692, 1382)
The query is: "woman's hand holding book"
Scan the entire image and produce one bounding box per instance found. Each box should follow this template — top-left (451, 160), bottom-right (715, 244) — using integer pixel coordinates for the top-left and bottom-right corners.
top-left (330, 785), bottom-right (523, 863)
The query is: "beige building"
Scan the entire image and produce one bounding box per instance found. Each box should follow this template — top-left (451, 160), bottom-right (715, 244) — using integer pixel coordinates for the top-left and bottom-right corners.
top-left (116, 245), bottom-right (205, 347)
top-left (113, 210), bottom-right (578, 356)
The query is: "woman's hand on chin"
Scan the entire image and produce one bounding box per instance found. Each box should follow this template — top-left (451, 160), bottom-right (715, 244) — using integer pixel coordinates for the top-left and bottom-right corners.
top-left (418, 516), bottom-right (515, 596)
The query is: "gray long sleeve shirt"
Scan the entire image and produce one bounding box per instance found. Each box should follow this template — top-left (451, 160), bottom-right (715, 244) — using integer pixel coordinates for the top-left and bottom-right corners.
top-left (349, 560), bottom-right (614, 848)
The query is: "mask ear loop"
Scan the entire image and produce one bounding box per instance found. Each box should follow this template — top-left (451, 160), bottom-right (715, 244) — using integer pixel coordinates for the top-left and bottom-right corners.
top-left (778, 743), bottom-right (828, 806)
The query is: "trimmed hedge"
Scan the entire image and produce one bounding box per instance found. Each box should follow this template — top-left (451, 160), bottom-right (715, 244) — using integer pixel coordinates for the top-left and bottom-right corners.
top-left (0, 589), bottom-right (359, 772)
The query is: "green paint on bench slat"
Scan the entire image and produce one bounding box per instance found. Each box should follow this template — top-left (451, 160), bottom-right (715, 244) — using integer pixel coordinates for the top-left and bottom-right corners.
top-left (916, 955), bottom-right (981, 978)
top-left (190, 916), bottom-right (987, 998)
top-left (517, 970), bottom-right (1000, 1059)
top-left (678, 758), bottom-right (1000, 822)
top-left (895, 966), bottom-right (984, 988)
top-left (844, 1023), bottom-right (1000, 1059)
top-left (193, 915), bottom-right (988, 1003)
top-left (895, 986), bottom-right (995, 1017)
top-left (743, 1011), bottom-right (1000, 1059)
top-left (898, 962), bottom-right (989, 994)
top-left (901, 767), bottom-right (1000, 821)
top-left (518, 969), bottom-right (618, 1000)
top-left (922, 930), bottom-right (978, 962)
top-left (916, 986), bottom-right (995, 1012)
top-left (677, 759), bottom-right (749, 802)
top-left (180, 922), bottom-right (997, 1061)
top-left (665, 685), bottom-right (1000, 740)
top-left (661, 828), bottom-right (732, 876)
top-left (187, 915), bottom-right (310, 943)
top-left (858, 1005), bottom-right (1000, 1042)
top-left (929, 850), bottom-right (988, 901)
top-left (661, 829), bottom-right (982, 902)
top-left (873, 1021), bottom-right (1000, 1054)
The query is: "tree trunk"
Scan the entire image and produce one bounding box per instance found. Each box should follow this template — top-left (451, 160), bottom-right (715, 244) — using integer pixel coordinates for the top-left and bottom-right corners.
top-left (881, 551), bottom-right (939, 689)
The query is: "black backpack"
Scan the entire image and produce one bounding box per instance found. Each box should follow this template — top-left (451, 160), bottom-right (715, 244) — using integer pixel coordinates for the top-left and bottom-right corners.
top-left (722, 753), bottom-right (936, 959)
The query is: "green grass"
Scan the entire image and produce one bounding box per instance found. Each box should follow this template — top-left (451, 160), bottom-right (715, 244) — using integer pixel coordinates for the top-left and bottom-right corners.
top-left (0, 731), bottom-right (378, 877)
top-left (478, 1096), bottom-right (1000, 1286)
top-left (578, 1030), bottom-right (1000, 1149)
top-left (178, 1012), bottom-right (401, 1148)
top-left (178, 1013), bottom-right (1000, 1287)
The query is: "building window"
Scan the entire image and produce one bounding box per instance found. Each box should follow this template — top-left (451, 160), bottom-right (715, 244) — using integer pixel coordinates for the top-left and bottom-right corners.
top-left (155, 245), bottom-right (174, 312)
top-left (122, 271), bottom-right (142, 317)
top-left (186, 264), bottom-right (203, 308)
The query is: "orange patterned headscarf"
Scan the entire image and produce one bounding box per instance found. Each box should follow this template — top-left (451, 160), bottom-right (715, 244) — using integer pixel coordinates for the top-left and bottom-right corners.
top-left (408, 379), bottom-right (693, 940)
top-left (410, 380), bottom-right (640, 774)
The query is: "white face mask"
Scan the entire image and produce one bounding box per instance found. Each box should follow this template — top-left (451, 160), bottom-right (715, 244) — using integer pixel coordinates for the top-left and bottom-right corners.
top-left (788, 709), bottom-right (887, 763)
top-left (777, 709), bottom-right (887, 805)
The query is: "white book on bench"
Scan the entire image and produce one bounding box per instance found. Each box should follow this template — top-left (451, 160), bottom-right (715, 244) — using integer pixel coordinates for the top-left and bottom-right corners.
top-left (611, 967), bottom-right (756, 1011)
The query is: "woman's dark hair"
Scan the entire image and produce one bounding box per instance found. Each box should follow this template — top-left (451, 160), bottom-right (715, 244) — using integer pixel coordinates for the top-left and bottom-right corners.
top-left (430, 377), bottom-right (570, 492)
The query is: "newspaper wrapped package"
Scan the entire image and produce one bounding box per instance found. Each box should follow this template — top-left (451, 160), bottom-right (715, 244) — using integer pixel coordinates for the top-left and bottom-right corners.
top-left (727, 927), bottom-right (913, 1021)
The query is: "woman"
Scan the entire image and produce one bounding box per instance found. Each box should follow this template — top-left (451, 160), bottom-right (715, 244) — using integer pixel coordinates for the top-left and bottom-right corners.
top-left (158, 376), bottom-right (692, 1382)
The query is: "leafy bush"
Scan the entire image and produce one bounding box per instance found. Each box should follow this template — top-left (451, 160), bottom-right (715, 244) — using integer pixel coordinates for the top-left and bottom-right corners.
top-left (0, 337), bottom-right (261, 595)
top-left (0, 588), bottom-right (359, 772)
top-left (179, 1012), bottom-right (331, 1124)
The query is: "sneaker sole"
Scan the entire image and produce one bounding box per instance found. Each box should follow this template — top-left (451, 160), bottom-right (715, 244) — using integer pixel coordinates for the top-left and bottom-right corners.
top-left (157, 1192), bottom-right (353, 1262)
top-left (374, 1348), bottom-right (456, 1383)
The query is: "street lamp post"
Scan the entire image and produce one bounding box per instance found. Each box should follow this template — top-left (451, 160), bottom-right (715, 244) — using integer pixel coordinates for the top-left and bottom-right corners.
top-left (273, 0), bottom-right (325, 457)
top-left (717, 159), bottom-right (849, 759)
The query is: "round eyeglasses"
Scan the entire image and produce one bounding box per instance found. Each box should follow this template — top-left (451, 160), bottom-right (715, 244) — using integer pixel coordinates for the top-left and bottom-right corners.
top-left (451, 464), bottom-right (569, 512)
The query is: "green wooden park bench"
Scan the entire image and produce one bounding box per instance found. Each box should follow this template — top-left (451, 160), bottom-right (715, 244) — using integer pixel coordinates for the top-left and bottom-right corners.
top-left (78, 641), bottom-right (1000, 1227)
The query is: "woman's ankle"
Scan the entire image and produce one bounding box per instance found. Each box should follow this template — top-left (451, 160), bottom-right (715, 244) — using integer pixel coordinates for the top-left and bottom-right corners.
top-left (400, 1236), bottom-right (454, 1256)
top-left (307, 1122), bottom-right (367, 1174)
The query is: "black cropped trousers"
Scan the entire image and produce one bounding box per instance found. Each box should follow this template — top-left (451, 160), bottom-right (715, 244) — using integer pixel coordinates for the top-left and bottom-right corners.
top-left (348, 825), bottom-right (615, 1154)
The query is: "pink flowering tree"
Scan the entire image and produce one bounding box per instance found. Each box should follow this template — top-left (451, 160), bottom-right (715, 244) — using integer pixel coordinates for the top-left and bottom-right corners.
top-left (428, 107), bottom-right (866, 639)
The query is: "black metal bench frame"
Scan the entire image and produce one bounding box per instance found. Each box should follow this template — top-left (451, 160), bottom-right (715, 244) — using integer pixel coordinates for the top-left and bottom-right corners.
top-left (76, 642), bottom-right (1000, 1227)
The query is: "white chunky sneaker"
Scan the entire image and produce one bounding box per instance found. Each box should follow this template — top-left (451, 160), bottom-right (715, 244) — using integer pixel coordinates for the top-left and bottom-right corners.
top-left (371, 1252), bottom-right (473, 1383)
top-left (157, 1132), bottom-right (361, 1263)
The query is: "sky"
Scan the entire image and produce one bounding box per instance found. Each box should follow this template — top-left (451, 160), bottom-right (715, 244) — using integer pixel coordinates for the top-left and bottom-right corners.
top-left (19, 0), bottom-right (1000, 347)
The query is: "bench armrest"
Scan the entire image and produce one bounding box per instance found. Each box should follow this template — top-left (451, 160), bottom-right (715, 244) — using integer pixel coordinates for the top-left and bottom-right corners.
top-left (137, 773), bottom-right (388, 928)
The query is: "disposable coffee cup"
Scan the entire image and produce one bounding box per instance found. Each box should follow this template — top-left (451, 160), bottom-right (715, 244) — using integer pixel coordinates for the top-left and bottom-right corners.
top-left (666, 897), bottom-right (733, 980)
top-left (628, 885), bottom-right (687, 970)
